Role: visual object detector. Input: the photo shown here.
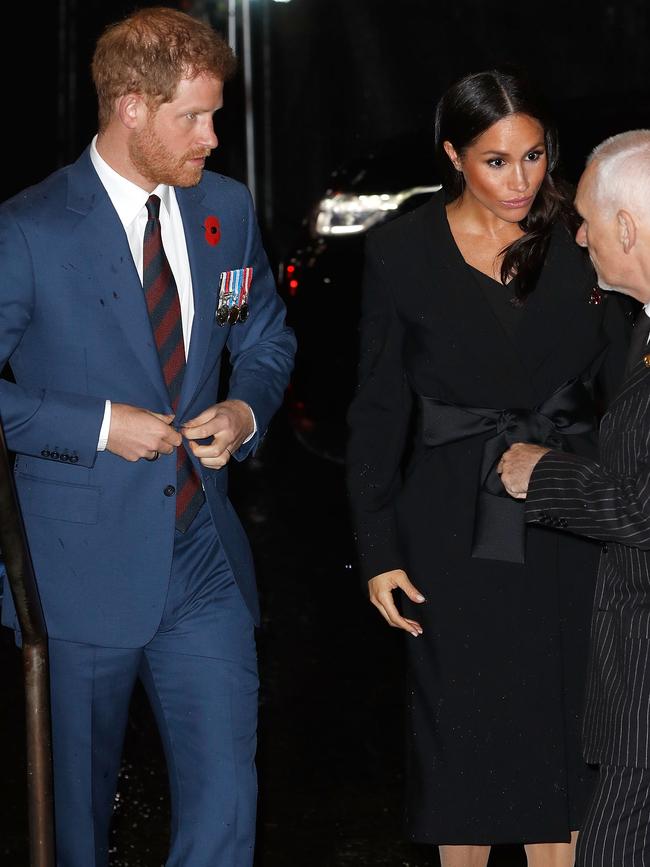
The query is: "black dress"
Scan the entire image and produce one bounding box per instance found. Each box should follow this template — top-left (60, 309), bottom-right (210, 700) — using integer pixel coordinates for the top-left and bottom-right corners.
top-left (346, 191), bottom-right (630, 844)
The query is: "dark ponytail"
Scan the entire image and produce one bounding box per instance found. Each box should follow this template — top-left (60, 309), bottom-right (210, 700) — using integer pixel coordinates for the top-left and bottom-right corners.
top-left (434, 68), bottom-right (579, 301)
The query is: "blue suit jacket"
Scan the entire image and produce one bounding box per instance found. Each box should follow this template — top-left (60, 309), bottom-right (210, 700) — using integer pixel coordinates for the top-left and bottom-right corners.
top-left (0, 147), bottom-right (296, 646)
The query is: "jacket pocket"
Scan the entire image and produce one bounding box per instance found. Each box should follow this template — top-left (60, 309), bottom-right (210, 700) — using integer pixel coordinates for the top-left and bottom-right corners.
top-left (15, 472), bottom-right (100, 525)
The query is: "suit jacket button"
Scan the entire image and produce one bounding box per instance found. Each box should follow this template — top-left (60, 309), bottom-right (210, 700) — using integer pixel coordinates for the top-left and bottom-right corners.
top-left (163, 485), bottom-right (176, 497)
top-left (559, 518), bottom-right (568, 528)
top-left (602, 544), bottom-right (608, 554)
top-left (60, 453), bottom-right (69, 462)
top-left (50, 451), bottom-right (59, 460)
top-left (69, 455), bottom-right (79, 464)
top-left (41, 449), bottom-right (50, 457)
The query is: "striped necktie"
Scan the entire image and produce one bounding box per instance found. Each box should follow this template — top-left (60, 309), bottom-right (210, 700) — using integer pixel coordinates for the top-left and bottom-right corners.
top-left (143, 194), bottom-right (205, 532)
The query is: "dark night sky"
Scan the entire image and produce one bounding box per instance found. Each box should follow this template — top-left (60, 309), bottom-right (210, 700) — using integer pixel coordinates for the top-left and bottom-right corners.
top-left (5, 0), bottom-right (650, 259)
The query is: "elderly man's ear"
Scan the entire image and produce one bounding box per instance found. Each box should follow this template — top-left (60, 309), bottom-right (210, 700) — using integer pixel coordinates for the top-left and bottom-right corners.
top-left (617, 209), bottom-right (637, 254)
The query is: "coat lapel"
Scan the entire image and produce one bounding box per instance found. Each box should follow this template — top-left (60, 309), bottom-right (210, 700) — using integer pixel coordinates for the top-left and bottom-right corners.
top-left (512, 226), bottom-right (596, 377)
top-left (66, 152), bottom-right (171, 408)
top-left (418, 194), bottom-right (535, 405)
top-left (175, 185), bottom-right (230, 420)
top-left (607, 352), bottom-right (650, 410)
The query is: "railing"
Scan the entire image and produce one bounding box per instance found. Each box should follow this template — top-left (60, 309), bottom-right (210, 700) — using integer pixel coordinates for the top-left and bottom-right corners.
top-left (0, 420), bottom-right (55, 866)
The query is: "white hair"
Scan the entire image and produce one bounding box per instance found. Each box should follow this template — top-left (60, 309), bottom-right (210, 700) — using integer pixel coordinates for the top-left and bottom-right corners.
top-left (587, 129), bottom-right (650, 219)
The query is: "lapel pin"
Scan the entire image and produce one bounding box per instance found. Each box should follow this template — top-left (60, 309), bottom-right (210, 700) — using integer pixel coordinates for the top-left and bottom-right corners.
top-left (204, 215), bottom-right (221, 247)
top-left (643, 354), bottom-right (650, 368)
top-left (588, 286), bottom-right (603, 305)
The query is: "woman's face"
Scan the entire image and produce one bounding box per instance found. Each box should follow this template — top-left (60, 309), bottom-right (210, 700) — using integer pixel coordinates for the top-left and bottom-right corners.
top-left (444, 113), bottom-right (548, 223)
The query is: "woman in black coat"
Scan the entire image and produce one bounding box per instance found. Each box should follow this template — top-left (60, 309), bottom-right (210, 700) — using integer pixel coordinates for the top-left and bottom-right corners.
top-left (346, 69), bottom-right (630, 866)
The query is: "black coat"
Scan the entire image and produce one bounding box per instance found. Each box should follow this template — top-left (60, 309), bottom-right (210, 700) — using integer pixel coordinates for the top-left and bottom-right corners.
top-left (346, 190), bottom-right (631, 844)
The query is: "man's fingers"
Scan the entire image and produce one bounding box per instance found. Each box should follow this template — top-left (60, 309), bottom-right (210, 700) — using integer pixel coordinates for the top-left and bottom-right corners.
top-left (187, 438), bottom-right (233, 469)
top-left (182, 409), bottom-right (216, 437)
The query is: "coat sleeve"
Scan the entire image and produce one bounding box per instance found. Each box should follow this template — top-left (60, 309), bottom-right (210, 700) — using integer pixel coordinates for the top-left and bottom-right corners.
top-left (345, 232), bottom-right (413, 582)
top-left (0, 210), bottom-right (105, 467)
top-left (526, 446), bottom-right (650, 549)
top-left (225, 187), bottom-right (296, 459)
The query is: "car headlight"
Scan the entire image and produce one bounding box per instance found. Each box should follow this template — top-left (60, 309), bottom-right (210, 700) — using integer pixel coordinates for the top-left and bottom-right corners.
top-left (312, 185), bottom-right (441, 237)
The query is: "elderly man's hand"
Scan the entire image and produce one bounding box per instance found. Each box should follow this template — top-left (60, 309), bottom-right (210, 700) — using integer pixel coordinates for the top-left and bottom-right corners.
top-left (497, 443), bottom-right (550, 499)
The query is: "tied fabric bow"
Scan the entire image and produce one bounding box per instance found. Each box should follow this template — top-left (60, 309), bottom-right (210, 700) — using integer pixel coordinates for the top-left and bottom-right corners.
top-left (420, 377), bottom-right (597, 563)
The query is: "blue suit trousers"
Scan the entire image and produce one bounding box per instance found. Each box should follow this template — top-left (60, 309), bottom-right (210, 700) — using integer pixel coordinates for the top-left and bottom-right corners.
top-left (47, 505), bottom-right (259, 867)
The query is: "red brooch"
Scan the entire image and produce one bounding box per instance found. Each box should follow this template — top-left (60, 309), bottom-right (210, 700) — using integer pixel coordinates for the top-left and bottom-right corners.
top-left (588, 285), bottom-right (603, 305)
top-left (204, 215), bottom-right (221, 246)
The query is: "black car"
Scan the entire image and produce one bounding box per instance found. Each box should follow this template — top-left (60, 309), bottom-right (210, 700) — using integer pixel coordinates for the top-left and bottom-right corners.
top-left (278, 95), bottom-right (650, 463)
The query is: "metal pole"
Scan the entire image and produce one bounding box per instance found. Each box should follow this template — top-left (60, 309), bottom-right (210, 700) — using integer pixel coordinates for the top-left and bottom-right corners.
top-left (261, 0), bottom-right (273, 231)
top-left (0, 420), bottom-right (55, 867)
top-left (241, 0), bottom-right (257, 205)
top-left (227, 0), bottom-right (238, 54)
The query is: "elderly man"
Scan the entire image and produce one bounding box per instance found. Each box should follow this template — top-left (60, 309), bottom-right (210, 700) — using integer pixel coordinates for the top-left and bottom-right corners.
top-left (498, 129), bottom-right (650, 866)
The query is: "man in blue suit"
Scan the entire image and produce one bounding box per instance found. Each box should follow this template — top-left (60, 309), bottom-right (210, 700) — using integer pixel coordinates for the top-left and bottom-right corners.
top-left (0, 6), bottom-right (295, 866)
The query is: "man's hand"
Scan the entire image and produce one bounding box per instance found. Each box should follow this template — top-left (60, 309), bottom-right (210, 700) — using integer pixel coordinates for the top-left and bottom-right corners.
top-left (368, 569), bottom-right (425, 637)
top-left (107, 404), bottom-right (181, 462)
top-left (182, 399), bottom-right (254, 469)
top-left (497, 442), bottom-right (550, 499)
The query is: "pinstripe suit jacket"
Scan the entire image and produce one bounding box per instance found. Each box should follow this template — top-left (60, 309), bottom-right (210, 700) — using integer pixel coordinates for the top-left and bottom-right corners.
top-left (526, 334), bottom-right (650, 768)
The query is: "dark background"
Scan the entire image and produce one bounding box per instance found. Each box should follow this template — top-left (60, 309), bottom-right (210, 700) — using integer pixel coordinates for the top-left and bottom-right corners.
top-left (5, 0), bottom-right (650, 262)
top-left (2, 1), bottom-right (650, 865)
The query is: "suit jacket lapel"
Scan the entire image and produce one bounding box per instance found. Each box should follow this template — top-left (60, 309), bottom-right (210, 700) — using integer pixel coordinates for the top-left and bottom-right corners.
top-left (608, 348), bottom-right (650, 409)
top-left (66, 151), bottom-right (171, 407)
top-left (175, 185), bottom-right (228, 419)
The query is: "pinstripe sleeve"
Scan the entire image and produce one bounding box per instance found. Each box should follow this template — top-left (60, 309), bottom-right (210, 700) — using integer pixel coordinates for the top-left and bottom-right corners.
top-left (526, 449), bottom-right (650, 549)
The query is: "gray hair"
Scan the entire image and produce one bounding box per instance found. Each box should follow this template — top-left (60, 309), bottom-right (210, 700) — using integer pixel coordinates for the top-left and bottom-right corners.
top-left (587, 129), bottom-right (650, 218)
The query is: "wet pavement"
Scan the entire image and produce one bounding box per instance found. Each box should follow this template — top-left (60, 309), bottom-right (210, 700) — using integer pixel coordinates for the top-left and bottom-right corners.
top-left (0, 411), bottom-right (526, 866)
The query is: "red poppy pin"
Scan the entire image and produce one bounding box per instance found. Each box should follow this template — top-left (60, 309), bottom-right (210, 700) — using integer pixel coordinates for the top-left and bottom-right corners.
top-left (204, 215), bottom-right (221, 246)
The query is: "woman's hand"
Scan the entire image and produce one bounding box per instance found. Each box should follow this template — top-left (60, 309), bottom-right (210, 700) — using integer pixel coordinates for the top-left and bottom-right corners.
top-left (368, 569), bottom-right (425, 637)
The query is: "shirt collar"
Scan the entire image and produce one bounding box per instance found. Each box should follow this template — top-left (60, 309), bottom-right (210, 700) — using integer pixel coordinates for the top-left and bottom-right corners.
top-left (89, 135), bottom-right (173, 229)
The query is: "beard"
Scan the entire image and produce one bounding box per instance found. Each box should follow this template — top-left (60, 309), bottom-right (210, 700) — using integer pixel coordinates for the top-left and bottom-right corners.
top-left (129, 123), bottom-right (209, 188)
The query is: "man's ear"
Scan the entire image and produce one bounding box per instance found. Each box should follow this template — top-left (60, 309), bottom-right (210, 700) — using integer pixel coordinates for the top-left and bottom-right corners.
top-left (617, 209), bottom-right (637, 254)
top-left (443, 141), bottom-right (462, 172)
top-left (117, 94), bottom-right (144, 130)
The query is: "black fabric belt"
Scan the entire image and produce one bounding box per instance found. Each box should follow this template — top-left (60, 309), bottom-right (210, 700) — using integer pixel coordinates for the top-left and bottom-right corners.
top-left (419, 378), bottom-right (597, 563)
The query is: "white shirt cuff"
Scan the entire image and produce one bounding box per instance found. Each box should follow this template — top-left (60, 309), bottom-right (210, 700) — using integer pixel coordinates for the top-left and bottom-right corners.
top-left (97, 400), bottom-right (111, 451)
top-left (243, 405), bottom-right (257, 444)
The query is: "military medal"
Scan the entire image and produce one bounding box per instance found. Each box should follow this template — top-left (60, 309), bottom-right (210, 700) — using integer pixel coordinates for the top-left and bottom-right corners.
top-left (216, 267), bottom-right (253, 326)
top-left (238, 267), bottom-right (252, 322)
top-left (216, 271), bottom-right (231, 326)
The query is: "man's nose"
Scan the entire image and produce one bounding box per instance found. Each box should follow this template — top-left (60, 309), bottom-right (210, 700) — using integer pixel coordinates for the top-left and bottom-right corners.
top-left (200, 120), bottom-right (218, 150)
top-left (575, 222), bottom-right (588, 247)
